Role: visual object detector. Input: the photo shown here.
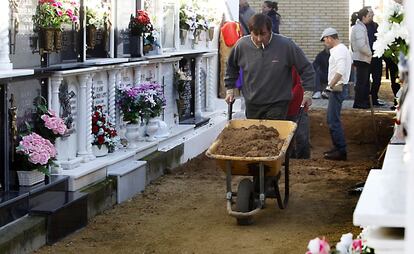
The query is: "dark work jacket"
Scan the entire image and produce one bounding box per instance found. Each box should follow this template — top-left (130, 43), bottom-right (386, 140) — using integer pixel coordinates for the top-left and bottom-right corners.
top-left (366, 22), bottom-right (379, 53)
top-left (266, 10), bottom-right (281, 34)
top-left (313, 49), bottom-right (330, 84)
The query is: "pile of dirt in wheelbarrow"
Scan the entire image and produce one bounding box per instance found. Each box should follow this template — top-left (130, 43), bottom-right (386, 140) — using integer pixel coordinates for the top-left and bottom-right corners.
top-left (214, 125), bottom-right (284, 157)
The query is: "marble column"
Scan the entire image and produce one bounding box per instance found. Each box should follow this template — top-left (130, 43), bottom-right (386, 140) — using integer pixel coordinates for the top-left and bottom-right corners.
top-left (50, 75), bottom-right (63, 114)
top-left (86, 73), bottom-right (95, 160)
top-left (76, 74), bottom-right (90, 158)
top-left (194, 56), bottom-right (202, 118)
top-left (133, 66), bottom-right (142, 85)
top-left (108, 69), bottom-right (119, 123)
top-left (205, 56), bottom-right (214, 112)
top-left (0, 1), bottom-right (12, 70)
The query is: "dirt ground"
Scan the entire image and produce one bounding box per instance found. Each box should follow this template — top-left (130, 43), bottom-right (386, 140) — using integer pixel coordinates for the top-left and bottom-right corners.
top-left (36, 85), bottom-right (396, 254)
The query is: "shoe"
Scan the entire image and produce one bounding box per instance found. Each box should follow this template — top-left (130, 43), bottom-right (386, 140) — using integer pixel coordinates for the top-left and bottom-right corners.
top-left (324, 150), bottom-right (347, 161)
top-left (323, 148), bottom-right (337, 156)
top-left (312, 91), bottom-right (322, 99)
top-left (353, 104), bottom-right (369, 109)
top-left (373, 101), bottom-right (385, 106)
top-left (321, 90), bottom-right (330, 99)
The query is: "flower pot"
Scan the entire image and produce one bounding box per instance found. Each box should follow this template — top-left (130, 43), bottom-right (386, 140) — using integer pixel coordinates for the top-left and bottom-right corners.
top-left (129, 35), bottom-right (143, 57)
top-left (180, 29), bottom-right (188, 45)
top-left (208, 27), bottom-right (215, 41)
top-left (146, 118), bottom-right (159, 142)
top-left (193, 32), bottom-right (199, 44)
top-left (125, 123), bottom-right (140, 149)
top-left (92, 145), bottom-right (109, 157)
top-left (54, 29), bottom-right (62, 51)
top-left (87, 25), bottom-right (97, 49)
top-left (138, 121), bottom-right (146, 141)
top-left (143, 44), bottom-right (153, 55)
top-left (17, 170), bottom-right (45, 186)
top-left (40, 28), bottom-right (55, 52)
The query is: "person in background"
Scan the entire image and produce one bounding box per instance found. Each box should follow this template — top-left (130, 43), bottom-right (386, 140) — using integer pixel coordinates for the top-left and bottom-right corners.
top-left (224, 14), bottom-right (314, 120)
top-left (262, 1), bottom-right (281, 34)
top-left (287, 67), bottom-right (310, 159)
top-left (384, 57), bottom-right (400, 110)
top-left (239, 0), bottom-right (255, 35)
top-left (312, 47), bottom-right (330, 99)
top-left (366, 8), bottom-right (383, 106)
top-left (320, 27), bottom-right (352, 161)
top-left (350, 7), bottom-right (373, 109)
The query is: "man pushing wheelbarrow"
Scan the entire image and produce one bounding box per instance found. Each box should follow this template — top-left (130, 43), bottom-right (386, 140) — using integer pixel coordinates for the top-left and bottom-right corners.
top-left (206, 13), bottom-right (314, 225)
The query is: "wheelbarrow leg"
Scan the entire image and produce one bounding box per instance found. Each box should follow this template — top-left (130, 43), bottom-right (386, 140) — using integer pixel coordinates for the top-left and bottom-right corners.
top-left (226, 161), bottom-right (233, 201)
top-left (274, 155), bottom-right (290, 209)
top-left (259, 162), bottom-right (265, 208)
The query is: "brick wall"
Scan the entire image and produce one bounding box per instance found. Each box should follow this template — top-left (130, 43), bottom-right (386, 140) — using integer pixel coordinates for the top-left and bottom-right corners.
top-left (249, 0), bottom-right (349, 60)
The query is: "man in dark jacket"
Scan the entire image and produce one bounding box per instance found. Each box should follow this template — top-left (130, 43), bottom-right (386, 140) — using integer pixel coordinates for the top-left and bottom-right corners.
top-left (224, 14), bottom-right (314, 120)
top-left (239, 0), bottom-right (255, 35)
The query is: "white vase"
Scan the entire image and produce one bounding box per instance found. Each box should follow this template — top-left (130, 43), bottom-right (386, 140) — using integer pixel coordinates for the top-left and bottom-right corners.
top-left (17, 170), bottom-right (45, 186)
top-left (138, 122), bottom-right (146, 141)
top-left (125, 123), bottom-right (140, 149)
top-left (92, 145), bottom-right (108, 157)
top-left (180, 29), bottom-right (187, 45)
top-left (146, 118), bottom-right (159, 142)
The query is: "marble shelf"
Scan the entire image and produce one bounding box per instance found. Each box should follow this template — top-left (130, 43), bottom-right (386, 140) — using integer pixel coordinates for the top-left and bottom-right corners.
top-left (353, 170), bottom-right (406, 228)
top-left (382, 144), bottom-right (407, 172)
top-left (0, 69), bottom-right (34, 80)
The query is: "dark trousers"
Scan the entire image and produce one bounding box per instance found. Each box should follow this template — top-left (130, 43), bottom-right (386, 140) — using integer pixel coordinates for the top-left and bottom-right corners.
top-left (327, 84), bottom-right (348, 153)
top-left (384, 57), bottom-right (401, 97)
top-left (245, 101), bottom-right (289, 120)
top-left (286, 112), bottom-right (310, 159)
top-left (353, 61), bottom-right (371, 108)
top-left (370, 57), bottom-right (383, 103)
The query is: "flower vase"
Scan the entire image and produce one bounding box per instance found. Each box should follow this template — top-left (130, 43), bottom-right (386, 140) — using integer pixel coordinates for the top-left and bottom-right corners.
top-left (138, 122), bottom-right (146, 141)
top-left (130, 35), bottom-right (143, 57)
top-left (54, 29), bottom-right (62, 51)
top-left (40, 28), bottom-right (55, 51)
top-left (193, 31), bottom-right (200, 44)
top-left (87, 25), bottom-right (97, 49)
top-left (146, 118), bottom-right (159, 142)
top-left (92, 145), bottom-right (109, 157)
top-left (208, 27), bottom-right (215, 41)
top-left (17, 170), bottom-right (45, 186)
top-left (125, 123), bottom-right (140, 149)
top-left (143, 44), bottom-right (153, 55)
top-left (180, 29), bottom-right (188, 45)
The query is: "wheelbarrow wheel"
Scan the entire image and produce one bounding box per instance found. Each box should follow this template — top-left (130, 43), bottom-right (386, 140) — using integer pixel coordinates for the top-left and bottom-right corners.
top-left (236, 178), bottom-right (254, 225)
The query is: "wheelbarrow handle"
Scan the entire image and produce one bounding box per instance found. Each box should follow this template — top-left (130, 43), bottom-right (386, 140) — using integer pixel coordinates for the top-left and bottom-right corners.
top-left (296, 105), bottom-right (305, 124)
top-left (228, 100), bottom-right (235, 121)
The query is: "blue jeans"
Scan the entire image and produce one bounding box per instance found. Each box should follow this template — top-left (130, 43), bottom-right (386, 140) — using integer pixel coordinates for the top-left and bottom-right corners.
top-left (327, 84), bottom-right (347, 153)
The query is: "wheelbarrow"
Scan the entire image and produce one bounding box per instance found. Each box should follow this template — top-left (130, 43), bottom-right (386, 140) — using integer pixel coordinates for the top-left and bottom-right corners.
top-left (205, 103), bottom-right (298, 225)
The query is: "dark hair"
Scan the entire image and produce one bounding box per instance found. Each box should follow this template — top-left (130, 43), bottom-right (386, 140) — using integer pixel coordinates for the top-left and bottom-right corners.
top-left (327, 34), bottom-right (339, 40)
top-left (350, 12), bottom-right (358, 26)
top-left (264, 1), bottom-right (278, 11)
top-left (248, 13), bottom-right (272, 34)
top-left (357, 7), bottom-right (370, 21)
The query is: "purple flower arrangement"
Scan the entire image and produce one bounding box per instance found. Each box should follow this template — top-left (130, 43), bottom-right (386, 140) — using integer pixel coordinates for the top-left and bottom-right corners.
top-left (136, 82), bottom-right (166, 122)
top-left (117, 82), bottom-right (165, 124)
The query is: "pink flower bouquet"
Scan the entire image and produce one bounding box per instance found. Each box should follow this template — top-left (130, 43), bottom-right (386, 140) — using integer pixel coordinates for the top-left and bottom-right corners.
top-left (16, 133), bottom-right (57, 174)
top-left (33, 97), bottom-right (67, 143)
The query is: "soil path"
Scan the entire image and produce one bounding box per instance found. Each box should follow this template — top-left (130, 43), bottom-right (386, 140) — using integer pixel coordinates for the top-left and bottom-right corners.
top-left (35, 109), bottom-right (394, 254)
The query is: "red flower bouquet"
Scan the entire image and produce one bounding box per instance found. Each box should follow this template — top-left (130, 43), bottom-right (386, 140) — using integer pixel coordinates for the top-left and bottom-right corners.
top-left (92, 106), bottom-right (118, 150)
top-left (129, 10), bottom-right (154, 36)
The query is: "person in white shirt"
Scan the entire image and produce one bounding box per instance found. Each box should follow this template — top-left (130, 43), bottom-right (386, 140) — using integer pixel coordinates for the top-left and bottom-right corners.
top-left (320, 27), bottom-right (352, 161)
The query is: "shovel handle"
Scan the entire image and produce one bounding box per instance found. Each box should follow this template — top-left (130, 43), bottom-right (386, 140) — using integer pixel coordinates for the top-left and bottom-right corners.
top-left (228, 100), bottom-right (234, 121)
